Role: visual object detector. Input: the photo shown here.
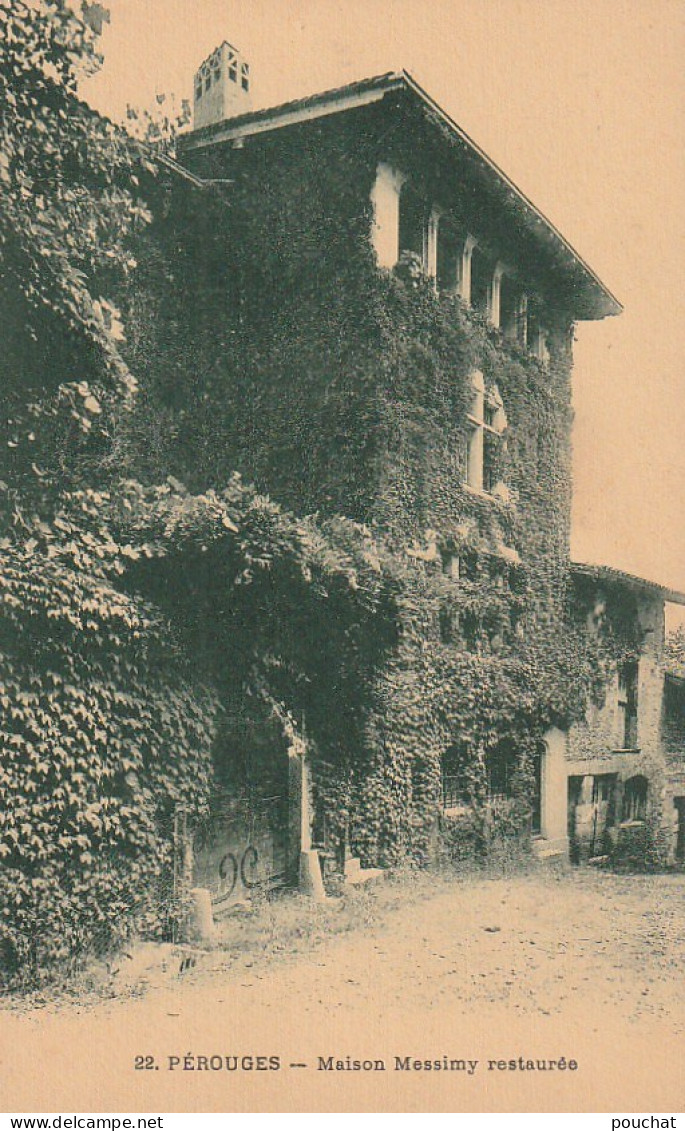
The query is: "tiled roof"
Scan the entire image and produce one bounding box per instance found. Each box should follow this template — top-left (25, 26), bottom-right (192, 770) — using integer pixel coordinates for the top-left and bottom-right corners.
top-left (571, 562), bottom-right (685, 607)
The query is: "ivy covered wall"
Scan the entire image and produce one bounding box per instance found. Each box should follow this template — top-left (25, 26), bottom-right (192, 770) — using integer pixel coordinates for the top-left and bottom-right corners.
top-left (121, 104), bottom-right (598, 867)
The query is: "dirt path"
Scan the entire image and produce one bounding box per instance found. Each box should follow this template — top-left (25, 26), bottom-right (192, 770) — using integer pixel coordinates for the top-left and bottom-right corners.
top-left (2, 867), bottom-right (684, 1112)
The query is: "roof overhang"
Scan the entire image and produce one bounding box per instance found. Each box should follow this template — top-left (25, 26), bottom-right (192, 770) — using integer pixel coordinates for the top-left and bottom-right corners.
top-left (571, 562), bottom-right (685, 607)
top-left (179, 70), bottom-right (622, 320)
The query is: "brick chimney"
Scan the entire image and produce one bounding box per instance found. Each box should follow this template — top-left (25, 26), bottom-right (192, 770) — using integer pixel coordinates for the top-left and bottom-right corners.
top-left (193, 42), bottom-right (252, 129)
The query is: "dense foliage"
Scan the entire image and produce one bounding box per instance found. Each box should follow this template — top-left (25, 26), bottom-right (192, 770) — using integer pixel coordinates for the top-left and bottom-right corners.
top-left (122, 111), bottom-right (605, 868)
top-left (0, 3), bottom-right (398, 984)
top-left (0, 471), bottom-right (396, 982)
top-left (0, 0), bottom-right (147, 500)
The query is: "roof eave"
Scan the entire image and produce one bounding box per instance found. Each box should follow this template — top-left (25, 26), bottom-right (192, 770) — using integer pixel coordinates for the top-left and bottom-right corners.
top-left (178, 69), bottom-right (621, 319)
top-left (571, 562), bottom-right (685, 607)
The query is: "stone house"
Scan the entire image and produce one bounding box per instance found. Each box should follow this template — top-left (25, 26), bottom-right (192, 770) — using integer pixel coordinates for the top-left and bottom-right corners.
top-left (562, 563), bottom-right (685, 864)
top-left (121, 43), bottom-right (681, 898)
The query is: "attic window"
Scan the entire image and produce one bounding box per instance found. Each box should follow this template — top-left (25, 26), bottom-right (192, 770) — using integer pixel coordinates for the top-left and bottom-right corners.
top-left (527, 304), bottom-right (549, 363)
top-left (470, 246), bottom-right (492, 317)
top-left (500, 275), bottom-right (527, 344)
top-left (436, 220), bottom-right (462, 295)
top-left (398, 183), bottom-right (427, 266)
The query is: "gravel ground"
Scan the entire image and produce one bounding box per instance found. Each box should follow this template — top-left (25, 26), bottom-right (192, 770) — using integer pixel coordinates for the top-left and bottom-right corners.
top-left (2, 864), bottom-right (684, 1112)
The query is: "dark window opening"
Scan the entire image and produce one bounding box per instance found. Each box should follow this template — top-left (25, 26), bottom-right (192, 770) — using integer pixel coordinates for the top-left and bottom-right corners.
top-left (618, 660), bottom-right (639, 748)
top-left (229, 64), bottom-right (238, 82)
top-left (483, 399), bottom-right (497, 429)
top-left (622, 775), bottom-right (648, 822)
top-left (465, 423), bottom-right (480, 489)
top-left (482, 434), bottom-right (499, 494)
top-left (592, 773), bottom-right (617, 810)
top-left (398, 184), bottom-right (427, 263)
top-left (460, 552), bottom-right (478, 582)
top-left (485, 740), bottom-right (517, 801)
top-left (510, 606), bottom-right (525, 640)
top-left (440, 550), bottom-right (460, 579)
top-left (470, 246), bottom-right (491, 315)
top-left (487, 556), bottom-right (507, 583)
top-left (500, 275), bottom-right (525, 342)
top-left (462, 611), bottom-right (481, 652)
top-left (204, 75), bottom-right (211, 92)
top-left (441, 743), bottom-right (471, 808)
top-left (242, 77), bottom-right (249, 91)
top-left (527, 304), bottom-right (546, 358)
top-left (436, 221), bottom-right (462, 294)
top-left (590, 773), bottom-right (618, 856)
top-left (439, 606), bottom-right (457, 644)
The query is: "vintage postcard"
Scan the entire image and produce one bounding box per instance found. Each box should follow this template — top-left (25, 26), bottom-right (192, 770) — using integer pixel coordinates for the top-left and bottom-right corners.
top-left (0, 0), bottom-right (683, 1117)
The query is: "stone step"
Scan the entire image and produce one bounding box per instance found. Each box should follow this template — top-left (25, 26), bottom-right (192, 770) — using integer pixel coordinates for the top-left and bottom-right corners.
top-left (343, 856), bottom-right (362, 879)
top-left (532, 837), bottom-right (568, 860)
top-left (345, 866), bottom-right (385, 887)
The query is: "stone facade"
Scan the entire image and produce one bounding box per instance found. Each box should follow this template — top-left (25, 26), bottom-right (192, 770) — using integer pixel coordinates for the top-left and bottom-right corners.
top-left (563, 565), bottom-right (685, 863)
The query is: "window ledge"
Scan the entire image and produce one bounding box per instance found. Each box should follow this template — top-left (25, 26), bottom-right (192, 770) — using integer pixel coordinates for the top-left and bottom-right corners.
top-left (462, 483), bottom-right (510, 506)
top-left (612, 747), bottom-right (642, 755)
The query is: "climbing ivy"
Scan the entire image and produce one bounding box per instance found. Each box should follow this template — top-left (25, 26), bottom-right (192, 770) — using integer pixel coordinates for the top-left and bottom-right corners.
top-left (0, 471), bottom-right (399, 984)
top-left (120, 109), bottom-right (604, 870)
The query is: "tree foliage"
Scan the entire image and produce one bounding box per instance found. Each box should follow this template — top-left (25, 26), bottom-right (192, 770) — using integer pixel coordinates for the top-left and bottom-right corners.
top-left (0, 2), bottom-right (399, 985)
top-left (0, 0), bottom-right (148, 502)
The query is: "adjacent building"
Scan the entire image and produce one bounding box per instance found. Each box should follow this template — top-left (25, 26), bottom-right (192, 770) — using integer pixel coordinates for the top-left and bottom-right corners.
top-left (566, 564), bottom-right (685, 864)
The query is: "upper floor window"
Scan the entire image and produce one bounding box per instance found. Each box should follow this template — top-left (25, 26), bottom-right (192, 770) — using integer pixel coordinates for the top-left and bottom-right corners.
top-left (436, 219), bottom-right (463, 295)
top-left (470, 245), bottom-right (493, 317)
top-left (370, 165), bottom-right (551, 356)
top-left (398, 183), bottom-right (428, 266)
top-left (465, 372), bottom-right (507, 495)
top-left (440, 550), bottom-right (460, 580)
top-left (526, 303), bottom-right (550, 363)
top-left (618, 661), bottom-right (639, 749)
top-left (500, 274), bottom-right (527, 345)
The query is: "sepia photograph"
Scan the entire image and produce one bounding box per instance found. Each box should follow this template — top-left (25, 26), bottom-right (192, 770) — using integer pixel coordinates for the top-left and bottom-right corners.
top-left (1, 0), bottom-right (684, 1117)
